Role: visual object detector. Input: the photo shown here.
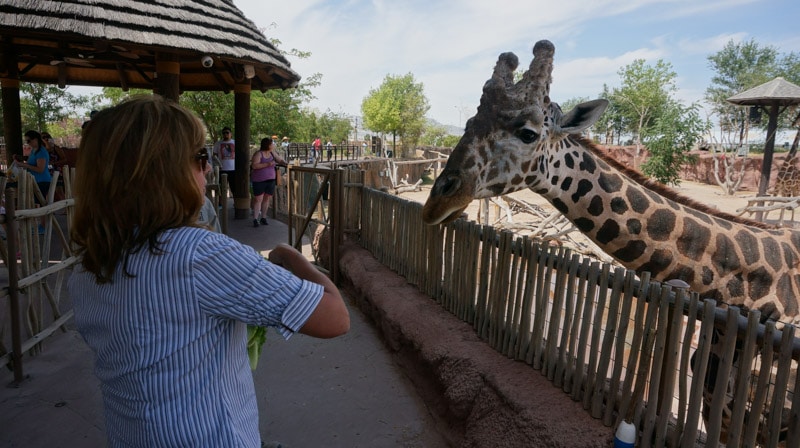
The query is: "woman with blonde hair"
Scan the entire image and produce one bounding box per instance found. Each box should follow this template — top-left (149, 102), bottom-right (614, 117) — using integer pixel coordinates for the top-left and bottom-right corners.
top-left (69, 95), bottom-right (349, 447)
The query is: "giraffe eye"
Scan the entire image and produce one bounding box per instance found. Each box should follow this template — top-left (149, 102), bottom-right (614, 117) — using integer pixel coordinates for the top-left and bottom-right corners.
top-left (518, 128), bottom-right (539, 144)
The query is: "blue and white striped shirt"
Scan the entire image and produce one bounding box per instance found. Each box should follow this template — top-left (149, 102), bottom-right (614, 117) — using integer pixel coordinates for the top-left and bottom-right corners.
top-left (69, 227), bottom-right (323, 447)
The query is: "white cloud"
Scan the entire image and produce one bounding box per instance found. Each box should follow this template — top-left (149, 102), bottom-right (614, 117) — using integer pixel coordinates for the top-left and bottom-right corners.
top-left (233, 0), bottom-right (797, 126)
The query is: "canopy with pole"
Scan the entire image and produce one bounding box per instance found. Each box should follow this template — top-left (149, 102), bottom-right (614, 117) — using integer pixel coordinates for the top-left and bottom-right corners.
top-left (0, 0), bottom-right (301, 218)
top-left (727, 77), bottom-right (800, 221)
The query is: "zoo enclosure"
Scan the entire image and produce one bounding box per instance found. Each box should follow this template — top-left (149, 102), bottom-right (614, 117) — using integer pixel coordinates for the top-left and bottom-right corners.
top-left (344, 184), bottom-right (799, 448)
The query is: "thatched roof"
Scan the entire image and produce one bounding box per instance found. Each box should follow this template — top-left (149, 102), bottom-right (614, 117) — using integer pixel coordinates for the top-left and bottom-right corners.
top-left (727, 77), bottom-right (800, 107)
top-left (0, 0), bottom-right (301, 92)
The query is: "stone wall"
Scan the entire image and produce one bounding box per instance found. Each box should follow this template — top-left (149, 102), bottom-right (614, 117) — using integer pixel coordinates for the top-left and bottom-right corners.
top-left (598, 145), bottom-right (790, 193)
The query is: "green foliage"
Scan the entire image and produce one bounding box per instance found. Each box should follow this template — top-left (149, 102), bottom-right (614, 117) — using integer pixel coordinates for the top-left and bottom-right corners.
top-left (609, 59), bottom-right (677, 147)
top-left (705, 39), bottom-right (780, 139)
top-left (441, 134), bottom-right (461, 147)
top-left (361, 73), bottom-right (430, 157)
top-left (641, 102), bottom-right (708, 185)
top-left (20, 83), bottom-right (86, 133)
top-left (419, 123), bottom-right (449, 146)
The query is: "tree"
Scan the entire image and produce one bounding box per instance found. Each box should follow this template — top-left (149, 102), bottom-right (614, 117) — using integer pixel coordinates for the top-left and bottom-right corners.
top-left (640, 101), bottom-right (708, 185)
top-left (361, 73), bottom-right (430, 157)
top-left (20, 83), bottom-right (86, 133)
top-left (609, 59), bottom-right (677, 149)
top-left (705, 39), bottom-right (780, 145)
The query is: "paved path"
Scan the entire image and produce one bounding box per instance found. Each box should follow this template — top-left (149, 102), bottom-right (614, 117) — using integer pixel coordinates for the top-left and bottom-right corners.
top-left (1, 210), bottom-right (449, 447)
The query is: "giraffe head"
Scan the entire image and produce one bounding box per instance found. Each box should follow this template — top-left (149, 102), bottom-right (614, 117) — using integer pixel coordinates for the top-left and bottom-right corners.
top-left (422, 40), bottom-right (608, 225)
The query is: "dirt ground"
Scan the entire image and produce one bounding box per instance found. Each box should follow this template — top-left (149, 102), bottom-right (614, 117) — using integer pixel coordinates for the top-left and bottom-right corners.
top-left (397, 180), bottom-right (766, 261)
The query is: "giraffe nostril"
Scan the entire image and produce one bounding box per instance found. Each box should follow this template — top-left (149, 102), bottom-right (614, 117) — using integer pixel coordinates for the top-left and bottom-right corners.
top-left (437, 174), bottom-right (462, 197)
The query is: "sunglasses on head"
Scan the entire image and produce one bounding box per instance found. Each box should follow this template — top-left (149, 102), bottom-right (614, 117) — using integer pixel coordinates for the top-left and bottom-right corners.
top-left (195, 148), bottom-right (209, 171)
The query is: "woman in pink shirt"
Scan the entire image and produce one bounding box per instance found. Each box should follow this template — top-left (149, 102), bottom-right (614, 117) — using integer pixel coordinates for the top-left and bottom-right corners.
top-left (250, 137), bottom-right (286, 227)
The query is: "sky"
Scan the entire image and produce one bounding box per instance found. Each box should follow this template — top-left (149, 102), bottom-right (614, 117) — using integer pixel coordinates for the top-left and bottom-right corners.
top-left (233, 0), bottom-right (800, 130)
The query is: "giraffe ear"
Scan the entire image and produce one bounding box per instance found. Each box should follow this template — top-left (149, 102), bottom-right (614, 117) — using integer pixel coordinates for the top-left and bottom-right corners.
top-left (557, 99), bottom-right (609, 134)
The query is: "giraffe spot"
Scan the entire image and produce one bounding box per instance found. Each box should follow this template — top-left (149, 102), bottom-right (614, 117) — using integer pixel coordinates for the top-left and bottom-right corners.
top-left (747, 267), bottom-right (772, 300)
top-left (702, 266), bottom-right (714, 285)
top-left (574, 217), bottom-right (594, 233)
top-left (781, 242), bottom-right (797, 268)
top-left (626, 219), bottom-right (642, 235)
top-left (512, 174), bottom-right (524, 186)
top-left (726, 274), bottom-right (745, 298)
top-left (553, 160), bottom-right (561, 168)
top-left (626, 188), bottom-right (650, 213)
top-left (527, 176), bottom-right (539, 186)
top-left (551, 197), bottom-right (568, 214)
top-left (688, 208), bottom-right (714, 225)
top-left (713, 234), bottom-right (741, 276)
top-left (579, 152), bottom-right (596, 174)
top-left (791, 232), bottom-right (800, 250)
top-left (598, 172), bottom-right (623, 194)
top-left (761, 237), bottom-right (782, 271)
top-left (596, 219), bottom-right (620, 244)
top-left (645, 189), bottom-right (665, 205)
top-left (646, 209), bottom-right (676, 241)
top-left (588, 196), bottom-right (604, 216)
top-left (611, 197), bottom-right (628, 214)
top-left (521, 161), bottom-right (531, 173)
top-left (551, 175), bottom-right (560, 186)
top-left (571, 179), bottom-right (593, 203)
top-left (668, 265), bottom-right (695, 284)
top-left (713, 218), bottom-right (733, 231)
top-left (613, 240), bottom-right (648, 263)
top-left (564, 152), bottom-right (574, 169)
top-left (733, 230), bottom-right (759, 265)
top-left (758, 301), bottom-right (782, 322)
top-left (488, 184), bottom-right (505, 195)
top-left (775, 273), bottom-right (796, 316)
top-left (560, 177), bottom-right (572, 192)
top-left (678, 217), bottom-right (711, 260)
top-left (637, 248), bottom-right (673, 276)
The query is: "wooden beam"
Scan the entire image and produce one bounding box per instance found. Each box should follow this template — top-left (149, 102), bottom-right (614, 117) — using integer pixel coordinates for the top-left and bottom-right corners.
top-left (115, 62), bottom-right (129, 91)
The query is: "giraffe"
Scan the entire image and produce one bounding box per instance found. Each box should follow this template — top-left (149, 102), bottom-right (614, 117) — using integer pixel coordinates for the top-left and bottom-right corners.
top-left (772, 154), bottom-right (800, 197)
top-left (422, 39), bottom-right (797, 445)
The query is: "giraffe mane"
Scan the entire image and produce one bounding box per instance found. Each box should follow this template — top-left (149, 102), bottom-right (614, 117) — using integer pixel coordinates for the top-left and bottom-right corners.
top-left (575, 136), bottom-right (776, 230)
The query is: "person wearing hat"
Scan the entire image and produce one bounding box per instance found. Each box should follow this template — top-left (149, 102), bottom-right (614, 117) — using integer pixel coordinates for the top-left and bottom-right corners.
top-left (280, 136), bottom-right (290, 160)
top-left (213, 126), bottom-right (236, 194)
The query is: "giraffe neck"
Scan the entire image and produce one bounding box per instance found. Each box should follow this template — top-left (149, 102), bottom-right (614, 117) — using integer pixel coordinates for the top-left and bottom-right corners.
top-left (532, 137), bottom-right (800, 324)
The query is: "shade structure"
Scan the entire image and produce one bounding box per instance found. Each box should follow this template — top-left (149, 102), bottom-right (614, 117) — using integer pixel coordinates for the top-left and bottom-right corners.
top-left (727, 77), bottom-right (800, 107)
top-left (727, 77), bottom-right (800, 220)
top-left (0, 0), bottom-right (301, 93)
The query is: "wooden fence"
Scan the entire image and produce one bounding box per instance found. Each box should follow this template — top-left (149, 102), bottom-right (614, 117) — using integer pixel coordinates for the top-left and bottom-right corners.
top-left (0, 169), bottom-right (76, 384)
top-left (354, 187), bottom-right (800, 448)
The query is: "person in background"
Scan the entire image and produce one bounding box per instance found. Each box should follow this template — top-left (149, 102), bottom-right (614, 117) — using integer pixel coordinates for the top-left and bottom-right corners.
top-left (82, 109), bottom-right (98, 129)
top-left (281, 136), bottom-right (290, 161)
top-left (18, 130), bottom-right (52, 201)
top-left (68, 96), bottom-right (349, 447)
top-left (41, 131), bottom-right (67, 201)
top-left (213, 126), bottom-right (236, 194)
top-left (250, 137), bottom-right (286, 227)
top-left (312, 136), bottom-right (322, 163)
top-left (16, 130), bottom-right (52, 234)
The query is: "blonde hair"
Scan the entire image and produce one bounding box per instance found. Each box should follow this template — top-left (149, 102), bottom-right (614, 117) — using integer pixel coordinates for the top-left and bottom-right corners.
top-left (71, 95), bottom-right (206, 283)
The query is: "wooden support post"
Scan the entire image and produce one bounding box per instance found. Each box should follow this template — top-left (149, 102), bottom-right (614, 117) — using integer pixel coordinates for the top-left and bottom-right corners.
top-left (154, 53), bottom-right (180, 101)
top-left (233, 81), bottom-right (252, 219)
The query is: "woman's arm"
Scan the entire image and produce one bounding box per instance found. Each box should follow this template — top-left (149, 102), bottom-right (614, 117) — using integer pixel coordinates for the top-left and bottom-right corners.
top-left (251, 151), bottom-right (277, 170)
top-left (268, 244), bottom-right (349, 338)
top-left (18, 153), bottom-right (47, 173)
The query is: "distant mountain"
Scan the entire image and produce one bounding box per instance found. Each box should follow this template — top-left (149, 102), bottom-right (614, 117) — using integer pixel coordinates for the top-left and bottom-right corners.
top-left (426, 117), bottom-right (463, 136)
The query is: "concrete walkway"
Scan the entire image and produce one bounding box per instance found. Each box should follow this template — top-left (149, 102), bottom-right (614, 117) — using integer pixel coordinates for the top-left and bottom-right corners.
top-left (0, 209), bottom-right (449, 447)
